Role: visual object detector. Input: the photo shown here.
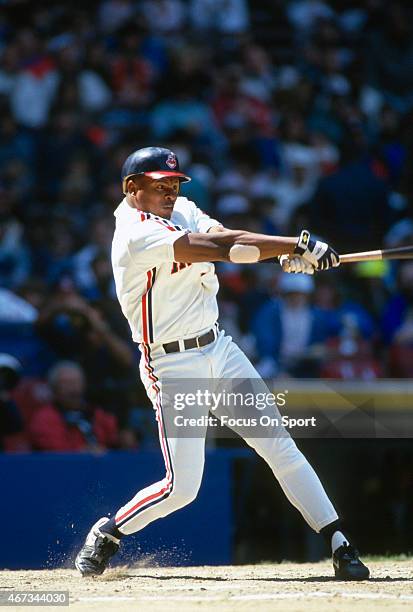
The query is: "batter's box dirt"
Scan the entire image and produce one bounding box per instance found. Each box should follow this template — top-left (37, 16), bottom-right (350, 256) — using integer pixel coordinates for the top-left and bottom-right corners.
top-left (0, 560), bottom-right (412, 611)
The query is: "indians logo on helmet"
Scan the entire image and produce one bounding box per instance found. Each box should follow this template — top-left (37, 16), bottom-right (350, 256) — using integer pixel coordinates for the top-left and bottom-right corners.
top-left (166, 153), bottom-right (177, 169)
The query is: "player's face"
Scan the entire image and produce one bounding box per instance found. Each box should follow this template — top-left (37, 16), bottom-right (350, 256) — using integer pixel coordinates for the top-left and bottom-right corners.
top-left (136, 176), bottom-right (180, 219)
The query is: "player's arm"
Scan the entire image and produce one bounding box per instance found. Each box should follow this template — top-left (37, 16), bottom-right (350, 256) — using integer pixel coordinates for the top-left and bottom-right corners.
top-left (205, 225), bottom-right (315, 272)
top-left (173, 229), bottom-right (339, 271)
top-left (174, 229), bottom-right (296, 263)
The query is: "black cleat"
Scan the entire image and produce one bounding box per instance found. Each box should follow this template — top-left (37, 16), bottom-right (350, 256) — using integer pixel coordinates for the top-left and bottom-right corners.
top-left (333, 543), bottom-right (370, 580)
top-left (75, 517), bottom-right (120, 577)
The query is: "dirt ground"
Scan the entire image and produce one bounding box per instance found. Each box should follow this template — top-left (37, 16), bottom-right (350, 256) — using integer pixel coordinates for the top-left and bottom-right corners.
top-left (0, 560), bottom-right (412, 612)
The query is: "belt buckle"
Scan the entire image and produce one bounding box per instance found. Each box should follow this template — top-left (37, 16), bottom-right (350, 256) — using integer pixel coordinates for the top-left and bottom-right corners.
top-left (196, 335), bottom-right (201, 349)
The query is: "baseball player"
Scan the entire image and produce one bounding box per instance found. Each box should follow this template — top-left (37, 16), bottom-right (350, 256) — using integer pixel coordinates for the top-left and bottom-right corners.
top-left (75, 147), bottom-right (369, 580)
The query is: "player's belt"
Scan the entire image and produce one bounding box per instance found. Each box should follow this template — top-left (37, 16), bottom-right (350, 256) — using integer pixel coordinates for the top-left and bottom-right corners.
top-left (163, 328), bottom-right (215, 354)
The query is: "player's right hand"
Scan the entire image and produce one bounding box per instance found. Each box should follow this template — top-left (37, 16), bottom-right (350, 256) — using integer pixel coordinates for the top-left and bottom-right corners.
top-left (294, 230), bottom-right (340, 271)
top-left (279, 254), bottom-right (315, 274)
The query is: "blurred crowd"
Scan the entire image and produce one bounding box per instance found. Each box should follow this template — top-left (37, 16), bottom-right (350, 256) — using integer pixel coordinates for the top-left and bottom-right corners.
top-left (1, 0), bottom-right (413, 452)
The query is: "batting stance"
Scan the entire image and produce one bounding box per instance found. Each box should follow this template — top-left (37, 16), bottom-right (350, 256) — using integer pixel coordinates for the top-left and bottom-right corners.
top-left (75, 147), bottom-right (369, 580)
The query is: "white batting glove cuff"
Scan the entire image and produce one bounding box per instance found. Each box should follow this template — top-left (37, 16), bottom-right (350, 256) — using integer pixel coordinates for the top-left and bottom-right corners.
top-left (279, 254), bottom-right (315, 275)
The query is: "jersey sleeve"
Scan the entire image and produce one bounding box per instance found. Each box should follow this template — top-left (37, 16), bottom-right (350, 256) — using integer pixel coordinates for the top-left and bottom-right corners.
top-left (128, 220), bottom-right (189, 267)
top-left (190, 202), bottom-right (223, 233)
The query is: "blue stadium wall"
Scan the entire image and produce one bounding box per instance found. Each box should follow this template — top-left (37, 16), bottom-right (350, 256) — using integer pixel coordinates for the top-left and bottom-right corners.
top-left (0, 449), bottom-right (236, 570)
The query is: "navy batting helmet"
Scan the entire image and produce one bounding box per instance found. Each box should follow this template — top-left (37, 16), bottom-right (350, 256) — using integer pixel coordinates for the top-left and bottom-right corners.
top-left (121, 146), bottom-right (191, 193)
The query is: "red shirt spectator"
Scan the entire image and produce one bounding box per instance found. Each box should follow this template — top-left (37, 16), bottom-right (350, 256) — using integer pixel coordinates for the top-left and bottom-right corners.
top-left (28, 360), bottom-right (118, 451)
top-left (29, 403), bottom-right (118, 451)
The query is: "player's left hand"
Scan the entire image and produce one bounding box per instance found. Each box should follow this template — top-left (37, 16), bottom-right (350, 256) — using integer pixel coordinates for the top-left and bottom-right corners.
top-left (279, 254), bottom-right (315, 274)
top-left (294, 230), bottom-right (340, 271)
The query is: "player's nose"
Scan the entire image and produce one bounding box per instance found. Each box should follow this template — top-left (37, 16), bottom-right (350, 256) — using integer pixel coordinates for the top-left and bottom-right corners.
top-left (165, 191), bottom-right (177, 202)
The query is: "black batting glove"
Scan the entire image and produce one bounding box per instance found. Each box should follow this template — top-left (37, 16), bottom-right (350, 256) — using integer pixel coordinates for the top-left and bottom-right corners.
top-left (294, 230), bottom-right (340, 271)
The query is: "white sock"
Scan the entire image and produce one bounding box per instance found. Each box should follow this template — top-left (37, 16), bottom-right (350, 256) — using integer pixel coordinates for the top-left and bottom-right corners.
top-left (332, 530), bottom-right (350, 554)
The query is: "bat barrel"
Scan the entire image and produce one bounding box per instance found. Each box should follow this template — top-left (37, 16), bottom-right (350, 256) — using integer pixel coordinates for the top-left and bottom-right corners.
top-left (340, 245), bottom-right (413, 264)
top-left (383, 245), bottom-right (413, 259)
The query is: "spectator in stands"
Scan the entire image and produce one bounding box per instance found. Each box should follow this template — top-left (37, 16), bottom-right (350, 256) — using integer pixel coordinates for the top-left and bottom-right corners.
top-left (383, 262), bottom-right (413, 377)
top-left (10, 29), bottom-right (59, 129)
top-left (28, 361), bottom-right (118, 451)
top-left (382, 261), bottom-right (413, 345)
top-left (36, 275), bottom-right (135, 432)
top-left (252, 273), bottom-right (337, 377)
top-left (110, 23), bottom-right (154, 109)
top-left (36, 276), bottom-right (133, 372)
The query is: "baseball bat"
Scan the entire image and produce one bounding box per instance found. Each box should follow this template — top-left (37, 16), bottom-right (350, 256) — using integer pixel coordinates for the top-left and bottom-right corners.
top-left (340, 245), bottom-right (413, 264)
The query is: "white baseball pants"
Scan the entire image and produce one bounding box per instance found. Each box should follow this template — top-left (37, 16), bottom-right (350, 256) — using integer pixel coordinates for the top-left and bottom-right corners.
top-left (114, 328), bottom-right (338, 535)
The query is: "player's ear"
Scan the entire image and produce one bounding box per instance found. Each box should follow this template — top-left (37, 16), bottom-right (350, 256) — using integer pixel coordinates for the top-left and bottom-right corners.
top-left (126, 178), bottom-right (137, 195)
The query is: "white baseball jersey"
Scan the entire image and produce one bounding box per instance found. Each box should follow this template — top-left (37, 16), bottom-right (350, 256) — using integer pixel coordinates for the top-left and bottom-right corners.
top-left (111, 196), bottom-right (221, 344)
